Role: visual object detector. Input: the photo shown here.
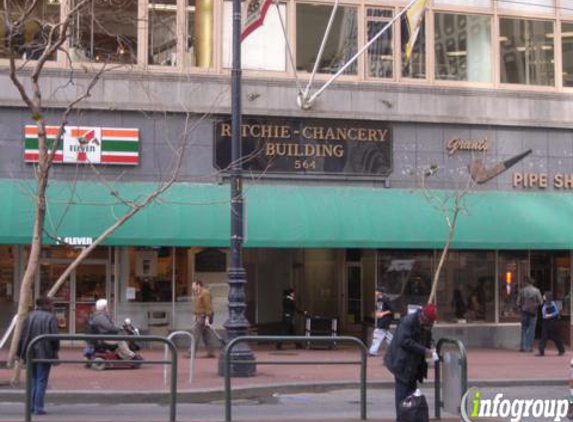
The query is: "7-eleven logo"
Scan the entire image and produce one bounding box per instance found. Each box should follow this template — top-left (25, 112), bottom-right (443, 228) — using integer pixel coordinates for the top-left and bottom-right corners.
top-left (63, 127), bottom-right (102, 163)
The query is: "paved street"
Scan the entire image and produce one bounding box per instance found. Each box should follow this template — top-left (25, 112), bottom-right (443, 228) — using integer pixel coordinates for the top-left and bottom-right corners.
top-left (1, 385), bottom-right (571, 422)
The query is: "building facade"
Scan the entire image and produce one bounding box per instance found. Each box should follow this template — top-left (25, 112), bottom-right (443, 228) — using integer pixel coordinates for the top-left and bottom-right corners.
top-left (1, 0), bottom-right (573, 348)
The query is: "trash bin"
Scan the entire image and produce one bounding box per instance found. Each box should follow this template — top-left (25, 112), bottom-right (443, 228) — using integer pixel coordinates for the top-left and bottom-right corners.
top-left (442, 351), bottom-right (463, 414)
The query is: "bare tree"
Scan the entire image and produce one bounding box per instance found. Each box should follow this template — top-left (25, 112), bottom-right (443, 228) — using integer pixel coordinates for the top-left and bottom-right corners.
top-left (409, 164), bottom-right (476, 306)
top-left (2, 0), bottom-right (221, 370)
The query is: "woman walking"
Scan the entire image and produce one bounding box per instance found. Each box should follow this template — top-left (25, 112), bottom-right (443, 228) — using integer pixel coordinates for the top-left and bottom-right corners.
top-left (538, 291), bottom-right (565, 357)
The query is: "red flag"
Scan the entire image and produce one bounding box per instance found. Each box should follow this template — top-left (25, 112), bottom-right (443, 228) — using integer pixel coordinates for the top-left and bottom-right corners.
top-left (241, 0), bottom-right (273, 41)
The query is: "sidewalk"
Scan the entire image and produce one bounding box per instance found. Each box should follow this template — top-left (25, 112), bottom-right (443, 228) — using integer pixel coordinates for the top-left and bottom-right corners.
top-left (0, 344), bottom-right (569, 396)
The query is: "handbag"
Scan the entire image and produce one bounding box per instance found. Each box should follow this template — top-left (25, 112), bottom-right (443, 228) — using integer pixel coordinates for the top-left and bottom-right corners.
top-left (399, 389), bottom-right (429, 422)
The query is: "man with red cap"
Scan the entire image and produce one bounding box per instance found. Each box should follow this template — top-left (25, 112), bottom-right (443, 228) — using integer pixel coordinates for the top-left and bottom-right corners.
top-left (383, 303), bottom-right (437, 421)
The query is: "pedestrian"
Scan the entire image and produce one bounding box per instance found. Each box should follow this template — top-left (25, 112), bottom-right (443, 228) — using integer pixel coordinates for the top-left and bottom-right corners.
top-left (517, 276), bottom-right (543, 352)
top-left (369, 286), bottom-right (394, 356)
top-left (16, 296), bottom-right (60, 416)
top-left (537, 291), bottom-right (565, 356)
top-left (276, 288), bottom-right (303, 350)
top-left (384, 303), bottom-right (437, 422)
top-left (91, 299), bottom-right (135, 360)
top-left (192, 280), bottom-right (215, 358)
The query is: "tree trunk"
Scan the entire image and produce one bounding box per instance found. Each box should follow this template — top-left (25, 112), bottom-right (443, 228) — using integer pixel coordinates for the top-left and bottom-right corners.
top-left (427, 210), bottom-right (459, 305)
top-left (7, 146), bottom-right (50, 364)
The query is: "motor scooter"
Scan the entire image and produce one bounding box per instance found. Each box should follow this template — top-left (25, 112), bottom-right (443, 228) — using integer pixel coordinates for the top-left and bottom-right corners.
top-left (84, 318), bottom-right (143, 371)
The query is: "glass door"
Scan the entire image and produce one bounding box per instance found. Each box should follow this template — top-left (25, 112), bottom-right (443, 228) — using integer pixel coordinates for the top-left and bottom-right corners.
top-left (74, 263), bottom-right (108, 334)
top-left (39, 262), bottom-right (71, 332)
top-left (344, 263), bottom-right (363, 330)
top-left (37, 260), bottom-right (109, 333)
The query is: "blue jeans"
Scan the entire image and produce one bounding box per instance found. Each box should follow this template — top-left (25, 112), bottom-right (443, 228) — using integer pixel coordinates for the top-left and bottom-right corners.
top-left (520, 312), bottom-right (537, 352)
top-left (31, 363), bottom-right (51, 413)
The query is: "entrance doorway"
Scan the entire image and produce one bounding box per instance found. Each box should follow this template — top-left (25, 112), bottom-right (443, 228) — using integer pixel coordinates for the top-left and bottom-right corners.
top-left (37, 260), bottom-right (110, 333)
top-left (343, 263), bottom-right (363, 331)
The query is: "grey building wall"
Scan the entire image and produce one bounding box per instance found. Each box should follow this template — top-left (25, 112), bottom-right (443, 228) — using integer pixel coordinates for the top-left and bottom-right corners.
top-left (0, 71), bottom-right (572, 128)
top-left (2, 103), bottom-right (572, 192)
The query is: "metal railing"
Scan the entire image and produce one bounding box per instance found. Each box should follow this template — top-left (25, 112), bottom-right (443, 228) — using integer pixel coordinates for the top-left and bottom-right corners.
top-left (434, 337), bottom-right (468, 419)
top-left (164, 330), bottom-right (195, 385)
top-left (223, 335), bottom-right (368, 422)
top-left (25, 334), bottom-right (178, 422)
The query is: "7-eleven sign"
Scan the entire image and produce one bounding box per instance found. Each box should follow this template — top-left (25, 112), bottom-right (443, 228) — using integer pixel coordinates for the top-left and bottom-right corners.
top-left (63, 127), bottom-right (102, 163)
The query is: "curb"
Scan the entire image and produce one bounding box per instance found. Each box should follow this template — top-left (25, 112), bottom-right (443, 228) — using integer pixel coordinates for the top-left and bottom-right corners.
top-left (0, 378), bottom-right (568, 404)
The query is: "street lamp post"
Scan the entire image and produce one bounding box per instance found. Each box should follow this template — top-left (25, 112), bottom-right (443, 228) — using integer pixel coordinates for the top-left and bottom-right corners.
top-left (218, 0), bottom-right (256, 377)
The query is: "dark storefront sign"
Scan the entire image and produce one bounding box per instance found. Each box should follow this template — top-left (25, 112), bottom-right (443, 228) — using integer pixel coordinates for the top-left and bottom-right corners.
top-left (215, 116), bottom-right (392, 177)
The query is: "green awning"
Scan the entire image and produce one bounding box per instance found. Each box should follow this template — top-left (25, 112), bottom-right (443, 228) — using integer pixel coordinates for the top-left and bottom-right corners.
top-left (1, 179), bottom-right (573, 249)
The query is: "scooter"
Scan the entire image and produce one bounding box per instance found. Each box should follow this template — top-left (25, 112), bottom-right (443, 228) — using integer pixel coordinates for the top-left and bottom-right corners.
top-left (84, 318), bottom-right (144, 371)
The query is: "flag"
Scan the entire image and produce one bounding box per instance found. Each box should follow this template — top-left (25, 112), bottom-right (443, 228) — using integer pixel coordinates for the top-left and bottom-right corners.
top-left (241, 0), bottom-right (273, 42)
top-left (403, 0), bottom-right (429, 63)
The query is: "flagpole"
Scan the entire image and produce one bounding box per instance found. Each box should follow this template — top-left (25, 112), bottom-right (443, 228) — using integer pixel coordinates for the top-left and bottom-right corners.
top-left (303, 0), bottom-right (339, 97)
top-left (302, 0), bottom-right (421, 109)
top-left (218, 0), bottom-right (256, 377)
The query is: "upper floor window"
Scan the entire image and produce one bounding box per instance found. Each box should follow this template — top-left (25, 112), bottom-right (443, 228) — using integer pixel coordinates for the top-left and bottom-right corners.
top-left (0, 0), bottom-right (60, 60)
top-left (223, 0), bottom-right (285, 71)
top-left (562, 22), bottom-right (573, 87)
top-left (500, 18), bottom-right (555, 86)
top-left (367, 8), bottom-right (394, 79)
top-left (498, 0), bottom-right (554, 15)
top-left (401, 12), bottom-right (426, 79)
top-left (148, 0), bottom-right (178, 66)
top-left (561, 0), bottom-right (573, 15)
top-left (435, 13), bottom-right (492, 82)
top-left (296, 3), bottom-right (358, 75)
top-left (434, 0), bottom-right (493, 9)
top-left (188, 0), bottom-right (213, 68)
top-left (70, 0), bottom-right (138, 64)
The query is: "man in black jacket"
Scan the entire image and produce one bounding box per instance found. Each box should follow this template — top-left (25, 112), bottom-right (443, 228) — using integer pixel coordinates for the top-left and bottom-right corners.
top-left (384, 303), bottom-right (437, 421)
top-left (17, 296), bottom-right (60, 416)
top-left (276, 288), bottom-right (303, 350)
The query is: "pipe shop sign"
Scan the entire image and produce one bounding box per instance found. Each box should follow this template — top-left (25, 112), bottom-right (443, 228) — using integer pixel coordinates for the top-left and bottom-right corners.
top-left (24, 125), bottom-right (140, 165)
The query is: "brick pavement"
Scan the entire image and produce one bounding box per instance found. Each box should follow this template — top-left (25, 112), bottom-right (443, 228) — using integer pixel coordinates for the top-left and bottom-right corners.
top-left (0, 344), bottom-right (569, 393)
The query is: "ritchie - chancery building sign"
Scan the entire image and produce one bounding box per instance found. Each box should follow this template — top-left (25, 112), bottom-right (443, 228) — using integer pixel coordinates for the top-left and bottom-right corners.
top-left (215, 116), bottom-right (392, 177)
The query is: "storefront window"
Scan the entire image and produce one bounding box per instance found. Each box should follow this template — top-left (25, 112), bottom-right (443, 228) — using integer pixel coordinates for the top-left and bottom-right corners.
top-left (148, 0), bottom-right (177, 66)
top-left (378, 251), bottom-right (433, 315)
top-left (40, 245), bottom-right (109, 260)
top-left (0, 0), bottom-right (60, 60)
top-left (70, 0), bottom-right (137, 64)
top-left (127, 247), bottom-right (190, 302)
top-left (436, 251), bottom-right (495, 323)
top-left (500, 18), bottom-right (555, 86)
top-left (401, 13), bottom-right (426, 79)
top-left (562, 22), bottom-right (573, 87)
top-left (0, 246), bottom-right (15, 303)
top-left (434, 13), bottom-right (492, 83)
top-left (554, 254), bottom-right (570, 317)
top-left (499, 251), bottom-right (529, 322)
top-left (223, 1), bottom-right (285, 71)
top-left (367, 8), bottom-right (393, 79)
top-left (296, 3), bottom-right (358, 75)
